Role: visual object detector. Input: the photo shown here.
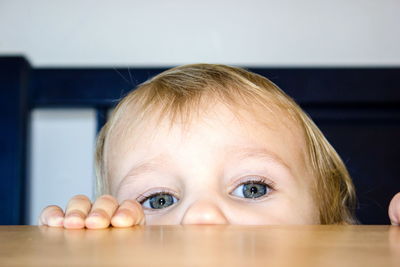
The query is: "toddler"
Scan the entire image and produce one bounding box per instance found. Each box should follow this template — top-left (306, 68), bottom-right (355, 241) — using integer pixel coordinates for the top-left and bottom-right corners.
top-left (39, 64), bottom-right (400, 228)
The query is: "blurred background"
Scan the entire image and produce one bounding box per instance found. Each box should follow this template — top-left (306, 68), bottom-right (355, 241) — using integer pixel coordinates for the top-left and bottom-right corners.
top-left (1, 0), bottom-right (399, 225)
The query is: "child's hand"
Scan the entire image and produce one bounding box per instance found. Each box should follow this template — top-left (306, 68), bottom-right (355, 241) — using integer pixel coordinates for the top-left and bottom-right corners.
top-left (389, 192), bottom-right (400, 225)
top-left (38, 195), bottom-right (145, 229)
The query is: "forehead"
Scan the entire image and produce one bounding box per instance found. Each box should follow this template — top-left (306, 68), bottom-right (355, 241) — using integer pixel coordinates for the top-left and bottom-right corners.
top-left (106, 102), bottom-right (309, 186)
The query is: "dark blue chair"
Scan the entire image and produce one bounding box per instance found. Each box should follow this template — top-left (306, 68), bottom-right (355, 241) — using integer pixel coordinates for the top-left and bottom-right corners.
top-left (1, 56), bottom-right (399, 225)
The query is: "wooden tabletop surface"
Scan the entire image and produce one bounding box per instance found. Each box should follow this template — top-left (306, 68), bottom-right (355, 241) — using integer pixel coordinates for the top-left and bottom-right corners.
top-left (1, 225), bottom-right (400, 267)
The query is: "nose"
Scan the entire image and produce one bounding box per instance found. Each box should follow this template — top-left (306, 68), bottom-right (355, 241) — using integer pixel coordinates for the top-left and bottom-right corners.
top-left (181, 200), bottom-right (229, 225)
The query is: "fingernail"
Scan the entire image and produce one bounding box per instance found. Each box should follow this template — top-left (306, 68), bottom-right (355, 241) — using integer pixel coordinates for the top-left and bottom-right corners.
top-left (66, 211), bottom-right (84, 219)
top-left (48, 216), bottom-right (64, 227)
top-left (88, 212), bottom-right (102, 218)
top-left (112, 211), bottom-right (134, 227)
top-left (64, 213), bottom-right (85, 229)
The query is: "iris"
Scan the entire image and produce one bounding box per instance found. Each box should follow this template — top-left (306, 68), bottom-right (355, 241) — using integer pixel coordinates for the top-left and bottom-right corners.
top-left (145, 194), bottom-right (176, 209)
top-left (242, 182), bottom-right (267, 198)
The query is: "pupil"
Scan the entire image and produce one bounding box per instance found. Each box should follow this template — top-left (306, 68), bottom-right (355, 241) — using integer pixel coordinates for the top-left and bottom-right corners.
top-left (158, 197), bottom-right (166, 206)
top-left (242, 183), bottom-right (267, 199)
top-left (250, 186), bottom-right (258, 194)
top-left (149, 194), bottom-right (174, 209)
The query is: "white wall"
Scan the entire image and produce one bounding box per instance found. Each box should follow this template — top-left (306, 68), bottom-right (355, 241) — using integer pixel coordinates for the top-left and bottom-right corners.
top-left (28, 110), bottom-right (96, 225)
top-left (1, 0), bottom-right (399, 67)
top-left (0, 0), bottom-right (399, 224)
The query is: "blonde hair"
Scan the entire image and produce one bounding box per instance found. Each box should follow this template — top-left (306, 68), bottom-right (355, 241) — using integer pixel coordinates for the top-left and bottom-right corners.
top-left (95, 64), bottom-right (357, 224)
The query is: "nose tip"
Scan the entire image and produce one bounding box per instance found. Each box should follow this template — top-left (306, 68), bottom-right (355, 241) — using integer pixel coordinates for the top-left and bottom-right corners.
top-left (181, 201), bottom-right (228, 225)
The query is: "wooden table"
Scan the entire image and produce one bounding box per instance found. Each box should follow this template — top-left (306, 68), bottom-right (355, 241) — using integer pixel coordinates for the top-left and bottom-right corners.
top-left (1, 225), bottom-right (400, 266)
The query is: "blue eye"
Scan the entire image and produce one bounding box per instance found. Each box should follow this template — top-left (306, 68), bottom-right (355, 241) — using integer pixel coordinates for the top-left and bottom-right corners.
top-left (231, 181), bottom-right (271, 199)
top-left (141, 193), bottom-right (178, 209)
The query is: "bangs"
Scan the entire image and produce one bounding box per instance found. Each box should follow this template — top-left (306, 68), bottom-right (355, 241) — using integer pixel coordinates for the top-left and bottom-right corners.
top-left (112, 64), bottom-right (297, 137)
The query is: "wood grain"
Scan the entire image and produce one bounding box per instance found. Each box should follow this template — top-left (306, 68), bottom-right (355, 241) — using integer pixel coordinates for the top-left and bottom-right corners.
top-left (1, 225), bottom-right (400, 266)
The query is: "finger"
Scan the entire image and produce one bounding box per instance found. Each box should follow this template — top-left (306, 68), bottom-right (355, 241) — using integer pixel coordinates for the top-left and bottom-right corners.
top-left (111, 199), bottom-right (145, 227)
top-left (389, 192), bottom-right (400, 226)
top-left (38, 205), bottom-right (64, 227)
top-left (64, 195), bottom-right (92, 229)
top-left (85, 195), bottom-right (118, 229)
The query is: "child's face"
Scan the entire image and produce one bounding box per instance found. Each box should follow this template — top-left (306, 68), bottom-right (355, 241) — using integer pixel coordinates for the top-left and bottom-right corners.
top-left (107, 103), bottom-right (320, 225)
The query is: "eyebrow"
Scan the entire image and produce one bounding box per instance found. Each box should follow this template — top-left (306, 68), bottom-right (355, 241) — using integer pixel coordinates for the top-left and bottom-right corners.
top-left (117, 145), bottom-right (294, 197)
top-left (125, 155), bottom-right (168, 177)
top-left (116, 156), bottom-right (169, 195)
top-left (124, 145), bottom-right (291, 179)
top-left (223, 145), bottom-right (292, 171)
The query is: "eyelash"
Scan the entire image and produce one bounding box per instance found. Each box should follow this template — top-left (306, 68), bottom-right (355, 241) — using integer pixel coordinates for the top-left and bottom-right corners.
top-left (231, 176), bottom-right (276, 192)
top-left (136, 189), bottom-right (179, 205)
top-left (136, 176), bottom-right (275, 206)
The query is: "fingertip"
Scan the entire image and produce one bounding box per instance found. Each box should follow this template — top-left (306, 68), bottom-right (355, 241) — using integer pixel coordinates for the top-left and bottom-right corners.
top-left (64, 218), bottom-right (85, 229)
top-left (126, 199), bottom-right (145, 214)
top-left (117, 199), bottom-right (145, 225)
top-left (389, 192), bottom-right (400, 225)
top-left (47, 216), bottom-right (64, 227)
top-left (64, 211), bottom-right (86, 229)
top-left (85, 211), bottom-right (111, 229)
top-left (132, 202), bottom-right (145, 225)
top-left (111, 210), bottom-right (134, 228)
top-left (39, 205), bottom-right (64, 226)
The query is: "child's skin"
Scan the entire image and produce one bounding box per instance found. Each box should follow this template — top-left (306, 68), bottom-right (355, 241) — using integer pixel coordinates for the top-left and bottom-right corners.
top-left (39, 102), bottom-right (400, 228)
